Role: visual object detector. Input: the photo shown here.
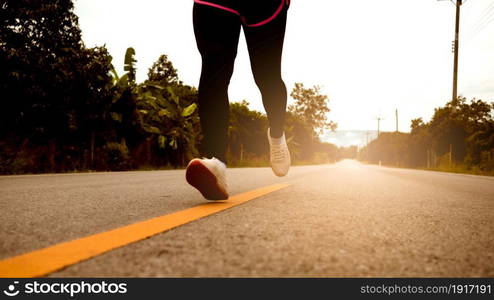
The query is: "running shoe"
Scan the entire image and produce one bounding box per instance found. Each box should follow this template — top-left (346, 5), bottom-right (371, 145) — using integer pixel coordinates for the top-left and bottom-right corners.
top-left (267, 128), bottom-right (291, 177)
top-left (186, 157), bottom-right (229, 200)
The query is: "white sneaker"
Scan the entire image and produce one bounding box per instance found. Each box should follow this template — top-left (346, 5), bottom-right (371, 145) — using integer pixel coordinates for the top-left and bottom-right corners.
top-left (186, 157), bottom-right (229, 200)
top-left (267, 128), bottom-right (291, 177)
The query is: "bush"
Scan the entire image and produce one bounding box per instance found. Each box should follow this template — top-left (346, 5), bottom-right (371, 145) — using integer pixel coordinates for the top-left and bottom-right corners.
top-left (98, 141), bottom-right (132, 171)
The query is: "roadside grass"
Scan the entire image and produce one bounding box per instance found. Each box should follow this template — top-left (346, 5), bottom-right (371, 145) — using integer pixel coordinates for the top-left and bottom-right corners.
top-left (425, 164), bottom-right (494, 177)
top-left (362, 160), bottom-right (494, 177)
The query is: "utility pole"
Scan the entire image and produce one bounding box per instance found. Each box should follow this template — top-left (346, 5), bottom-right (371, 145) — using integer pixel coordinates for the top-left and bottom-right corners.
top-left (452, 0), bottom-right (462, 102)
top-left (427, 150), bottom-right (430, 169)
top-left (449, 143), bottom-right (453, 169)
top-left (439, 0), bottom-right (464, 101)
top-left (376, 117), bottom-right (384, 137)
top-left (395, 109), bottom-right (399, 133)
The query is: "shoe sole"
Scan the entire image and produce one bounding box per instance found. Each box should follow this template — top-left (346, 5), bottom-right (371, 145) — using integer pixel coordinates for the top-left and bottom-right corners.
top-left (186, 159), bottom-right (229, 200)
top-left (272, 167), bottom-right (289, 177)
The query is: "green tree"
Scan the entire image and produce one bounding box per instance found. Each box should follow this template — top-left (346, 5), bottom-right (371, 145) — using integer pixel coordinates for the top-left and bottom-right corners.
top-left (288, 83), bottom-right (337, 162)
top-left (136, 83), bottom-right (199, 167)
top-left (108, 47), bottom-right (146, 167)
top-left (147, 54), bottom-right (179, 85)
top-left (359, 97), bottom-right (494, 174)
top-left (228, 101), bottom-right (268, 163)
top-left (284, 111), bottom-right (313, 161)
top-left (0, 0), bottom-right (84, 139)
top-left (289, 83), bottom-right (337, 135)
top-left (0, 0), bottom-right (115, 172)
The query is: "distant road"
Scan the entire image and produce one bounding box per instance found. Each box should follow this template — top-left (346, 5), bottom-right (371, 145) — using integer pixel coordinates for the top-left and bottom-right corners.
top-left (1, 160), bottom-right (493, 277)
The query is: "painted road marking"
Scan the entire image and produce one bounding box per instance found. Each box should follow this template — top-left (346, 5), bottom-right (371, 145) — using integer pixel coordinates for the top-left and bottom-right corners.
top-left (0, 183), bottom-right (290, 278)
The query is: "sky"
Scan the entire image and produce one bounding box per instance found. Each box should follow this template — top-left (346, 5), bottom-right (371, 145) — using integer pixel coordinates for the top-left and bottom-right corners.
top-left (74, 0), bottom-right (494, 141)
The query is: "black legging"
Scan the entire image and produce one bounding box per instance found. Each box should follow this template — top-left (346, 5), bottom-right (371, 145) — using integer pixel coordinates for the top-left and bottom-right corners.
top-left (193, 3), bottom-right (288, 163)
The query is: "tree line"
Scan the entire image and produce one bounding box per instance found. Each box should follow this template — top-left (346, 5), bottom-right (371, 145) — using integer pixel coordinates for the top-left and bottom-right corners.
top-left (359, 97), bottom-right (494, 175)
top-left (0, 0), bottom-right (344, 174)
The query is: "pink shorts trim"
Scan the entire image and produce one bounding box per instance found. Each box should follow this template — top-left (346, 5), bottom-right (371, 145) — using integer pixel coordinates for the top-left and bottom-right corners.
top-left (194, 0), bottom-right (287, 27)
top-left (194, 0), bottom-right (240, 16)
top-left (246, 0), bottom-right (286, 27)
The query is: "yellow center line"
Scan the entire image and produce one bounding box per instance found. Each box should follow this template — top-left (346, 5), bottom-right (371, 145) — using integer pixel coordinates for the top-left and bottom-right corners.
top-left (0, 183), bottom-right (290, 278)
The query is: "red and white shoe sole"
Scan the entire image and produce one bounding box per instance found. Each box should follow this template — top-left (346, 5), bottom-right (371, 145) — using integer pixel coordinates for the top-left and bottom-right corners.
top-left (186, 159), bottom-right (229, 200)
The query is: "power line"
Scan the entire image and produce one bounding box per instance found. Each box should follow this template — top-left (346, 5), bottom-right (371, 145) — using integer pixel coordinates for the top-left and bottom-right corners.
top-left (475, 1), bottom-right (494, 23)
top-left (470, 5), bottom-right (494, 32)
top-left (464, 1), bottom-right (494, 42)
top-left (469, 11), bottom-right (494, 38)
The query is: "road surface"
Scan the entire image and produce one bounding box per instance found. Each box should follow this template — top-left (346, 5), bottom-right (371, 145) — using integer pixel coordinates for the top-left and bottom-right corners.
top-left (1, 160), bottom-right (493, 277)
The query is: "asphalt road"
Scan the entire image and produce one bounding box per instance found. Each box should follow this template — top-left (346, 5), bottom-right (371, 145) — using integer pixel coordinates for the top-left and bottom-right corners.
top-left (1, 160), bottom-right (493, 277)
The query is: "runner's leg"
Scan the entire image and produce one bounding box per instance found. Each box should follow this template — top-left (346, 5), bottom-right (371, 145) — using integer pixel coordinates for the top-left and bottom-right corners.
top-left (243, 7), bottom-right (288, 138)
top-left (193, 3), bottom-right (241, 163)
